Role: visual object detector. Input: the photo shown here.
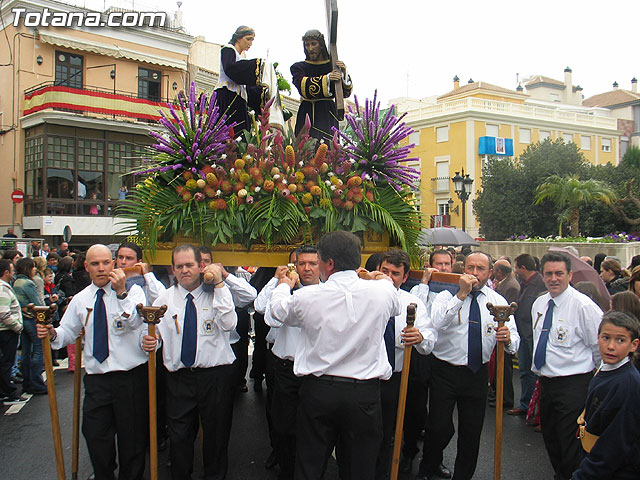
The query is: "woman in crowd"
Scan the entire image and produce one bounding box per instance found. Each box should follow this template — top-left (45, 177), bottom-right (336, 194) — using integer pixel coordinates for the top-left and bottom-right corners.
top-left (600, 259), bottom-right (630, 295)
top-left (71, 253), bottom-right (90, 292)
top-left (13, 257), bottom-right (47, 394)
top-left (32, 256), bottom-right (47, 305)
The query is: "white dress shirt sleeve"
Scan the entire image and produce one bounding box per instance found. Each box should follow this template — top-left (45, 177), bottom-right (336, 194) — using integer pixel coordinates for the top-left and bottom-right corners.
top-left (411, 297), bottom-right (437, 355)
top-left (213, 286), bottom-right (237, 331)
top-left (119, 285), bottom-right (146, 329)
top-left (431, 290), bottom-right (462, 330)
top-left (50, 295), bottom-right (83, 349)
top-left (505, 316), bottom-right (520, 354)
top-left (224, 274), bottom-right (257, 308)
top-left (254, 277), bottom-right (278, 314)
top-left (143, 272), bottom-right (167, 305)
top-left (269, 283), bottom-right (301, 327)
top-left (578, 300), bottom-right (603, 366)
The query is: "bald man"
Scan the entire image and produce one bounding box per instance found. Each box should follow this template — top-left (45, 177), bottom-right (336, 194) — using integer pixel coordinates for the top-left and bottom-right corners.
top-left (38, 244), bottom-right (148, 480)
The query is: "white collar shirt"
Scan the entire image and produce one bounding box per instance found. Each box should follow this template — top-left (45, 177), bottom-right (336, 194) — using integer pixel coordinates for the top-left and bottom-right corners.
top-left (254, 278), bottom-right (280, 345)
top-left (51, 283), bottom-right (147, 374)
top-left (391, 289), bottom-right (436, 372)
top-left (531, 286), bottom-right (602, 378)
top-left (269, 270), bottom-right (401, 380)
top-left (153, 283), bottom-right (237, 372)
top-left (430, 285), bottom-right (520, 366)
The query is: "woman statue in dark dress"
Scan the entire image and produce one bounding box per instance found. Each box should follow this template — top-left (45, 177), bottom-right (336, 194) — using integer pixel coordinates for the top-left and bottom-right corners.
top-left (214, 26), bottom-right (264, 132)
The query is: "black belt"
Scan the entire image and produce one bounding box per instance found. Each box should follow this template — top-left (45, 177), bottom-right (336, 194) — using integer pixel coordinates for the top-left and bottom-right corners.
top-left (310, 374), bottom-right (379, 385)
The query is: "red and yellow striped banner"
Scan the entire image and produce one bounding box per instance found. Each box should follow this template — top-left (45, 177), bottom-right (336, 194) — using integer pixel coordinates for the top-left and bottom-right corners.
top-left (24, 85), bottom-right (173, 122)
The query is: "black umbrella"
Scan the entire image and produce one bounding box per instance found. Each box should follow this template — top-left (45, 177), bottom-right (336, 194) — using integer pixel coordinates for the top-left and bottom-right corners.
top-left (417, 227), bottom-right (480, 247)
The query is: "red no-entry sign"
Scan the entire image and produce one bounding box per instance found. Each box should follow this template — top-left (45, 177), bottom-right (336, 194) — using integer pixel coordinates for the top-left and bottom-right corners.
top-left (11, 189), bottom-right (24, 203)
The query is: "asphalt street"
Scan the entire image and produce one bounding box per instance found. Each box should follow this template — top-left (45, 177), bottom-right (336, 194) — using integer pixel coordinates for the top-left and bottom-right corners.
top-left (0, 358), bottom-right (555, 479)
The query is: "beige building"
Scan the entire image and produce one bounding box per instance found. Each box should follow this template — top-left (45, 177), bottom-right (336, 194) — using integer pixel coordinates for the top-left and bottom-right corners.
top-left (583, 79), bottom-right (640, 161)
top-left (394, 70), bottom-right (620, 237)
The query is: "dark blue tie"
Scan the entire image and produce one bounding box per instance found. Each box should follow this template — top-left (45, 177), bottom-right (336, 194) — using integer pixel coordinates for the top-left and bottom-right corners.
top-left (534, 299), bottom-right (555, 370)
top-left (93, 288), bottom-right (109, 363)
top-left (181, 293), bottom-right (197, 368)
top-left (467, 291), bottom-right (482, 373)
top-left (384, 317), bottom-right (396, 370)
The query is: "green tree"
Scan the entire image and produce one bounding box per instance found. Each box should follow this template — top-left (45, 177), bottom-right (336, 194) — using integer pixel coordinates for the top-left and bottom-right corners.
top-left (473, 138), bottom-right (589, 239)
top-left (622, 145), bottom-right (640, 169)
top-left (534, 175), bottom-right (617, 236)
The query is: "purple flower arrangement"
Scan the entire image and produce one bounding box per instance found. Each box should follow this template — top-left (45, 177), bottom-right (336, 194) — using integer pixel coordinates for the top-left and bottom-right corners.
top-left (333, 91), bottom-right (421, 191)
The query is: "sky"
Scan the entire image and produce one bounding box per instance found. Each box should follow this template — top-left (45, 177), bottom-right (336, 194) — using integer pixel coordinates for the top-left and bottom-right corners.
top-left (79, 0), bottom-right (639, 105)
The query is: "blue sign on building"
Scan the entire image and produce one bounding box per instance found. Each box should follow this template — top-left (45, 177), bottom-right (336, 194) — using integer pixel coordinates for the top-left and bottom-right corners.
top-left (478, 136), bottom-right (514, 156)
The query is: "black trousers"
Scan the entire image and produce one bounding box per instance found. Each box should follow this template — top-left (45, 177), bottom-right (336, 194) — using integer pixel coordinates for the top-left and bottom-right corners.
top-left (166, 364), bottom-right (233, 480)
top-left (231, 307), bottom-right (250, 389)
top-left (539, 373), bottom-right (592, 480)
top-left (420, 358), bottom-right (488, 480)
top-left (296, 375), bottom-right (382, 480)
top-left (264, 347), bottom-right (277, 451)
top-left (272, 357), bottom-right (304, 479)
top-left (0, 330), bottom-right (19, 398)
top-left (249, 311), bottom-right (269, 383)
top-left (402, 351), bottom-right (431, 460)
top-left (376, 372), bottom-right (401, 480)
top-left (490, 351), bottom-right (514, 407)
top-left (82, 363), bottom-right (148, 480)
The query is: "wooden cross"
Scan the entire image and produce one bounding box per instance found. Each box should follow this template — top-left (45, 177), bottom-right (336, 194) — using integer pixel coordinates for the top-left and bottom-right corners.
top-left (325, 0), bottom-right (344, 120)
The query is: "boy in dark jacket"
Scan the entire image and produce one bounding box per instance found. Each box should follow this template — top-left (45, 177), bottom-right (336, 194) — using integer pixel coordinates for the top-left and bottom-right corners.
top-left (573, 310), bottom-right (640, 480)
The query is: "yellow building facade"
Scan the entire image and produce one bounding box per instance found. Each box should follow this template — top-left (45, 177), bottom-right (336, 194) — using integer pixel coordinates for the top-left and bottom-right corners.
top-left (396, 79), bottom-right (620, 237)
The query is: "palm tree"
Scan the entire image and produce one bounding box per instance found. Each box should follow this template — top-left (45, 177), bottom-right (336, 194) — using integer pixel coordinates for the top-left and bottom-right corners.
top-left (534, 175), bottom-right (617, 236)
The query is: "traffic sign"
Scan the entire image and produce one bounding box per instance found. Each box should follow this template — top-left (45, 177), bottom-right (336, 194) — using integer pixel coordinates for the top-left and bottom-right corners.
top-left (11, 190), bottom-right (24, 203)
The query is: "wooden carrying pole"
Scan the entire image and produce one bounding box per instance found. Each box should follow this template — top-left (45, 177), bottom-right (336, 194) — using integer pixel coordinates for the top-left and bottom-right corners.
top-left (137, 304), bottom-right (167, 480)
top-left (486, 302), bottom-right (517, 480)
top-left (30, 304), bottom-right (65, 480)
top-left (390, 302), bottom-right (417, 480)
top-left (72, 308), bottom-right (91, 480)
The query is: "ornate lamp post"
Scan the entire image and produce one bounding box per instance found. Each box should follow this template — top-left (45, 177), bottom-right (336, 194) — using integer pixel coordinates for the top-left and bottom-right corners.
top-left (452, 168), bottom-right (474, 232)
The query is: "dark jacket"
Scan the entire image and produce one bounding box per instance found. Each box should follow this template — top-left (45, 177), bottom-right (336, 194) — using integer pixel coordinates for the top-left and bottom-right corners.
top-left (514, 272), bottom-right (546, 341)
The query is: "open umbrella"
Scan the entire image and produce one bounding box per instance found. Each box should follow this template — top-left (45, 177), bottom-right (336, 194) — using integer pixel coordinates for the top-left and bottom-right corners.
top-left (417, 227), bottom-right (480, 247)
top-left (548, 246), bottom-right (610, 311)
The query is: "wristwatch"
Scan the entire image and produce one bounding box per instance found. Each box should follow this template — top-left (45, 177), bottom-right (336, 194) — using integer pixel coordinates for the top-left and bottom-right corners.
top-left (116, 291), bottom-right (128, 300)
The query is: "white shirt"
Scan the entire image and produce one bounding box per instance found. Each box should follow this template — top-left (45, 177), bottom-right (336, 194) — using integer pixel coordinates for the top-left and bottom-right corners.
top-left (224, 274), bottom-right (257, 308)
top-left (221, 274), bottom-right (257, 344)
top-left (51, 283), bottom-right (147, 374)
top-left (600, 357), bottom-right (629, 372)
top-left (391, 289), bottom-right (436, 372)
top-left (263, 277), bottom-right (307, 362)
top-left (409, 283), bottom-right (438, 317)
top-left (531, 286), bottom-right (602, 378)
top-left (430, 285), bottom-right (520, 366)
top-left (253, 277), bottom-right (280, 345)
top-left (142, 272), bottom-right (167, 305)
top-left (269, 270), bottom-right (401, 380)
top-left (153, 283), bottom-right (237, 372)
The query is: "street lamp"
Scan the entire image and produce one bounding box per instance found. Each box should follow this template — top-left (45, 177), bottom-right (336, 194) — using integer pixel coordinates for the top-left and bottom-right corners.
top-left (451, 168), bottom-right (474, 232)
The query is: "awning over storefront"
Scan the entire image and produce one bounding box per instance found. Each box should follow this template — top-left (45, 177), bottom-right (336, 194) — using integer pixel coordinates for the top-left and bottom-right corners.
top-left (38, 31), bottom-right (187, 70)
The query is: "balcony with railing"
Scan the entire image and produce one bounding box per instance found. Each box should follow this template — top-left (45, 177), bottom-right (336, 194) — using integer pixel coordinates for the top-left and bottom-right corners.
top-left (24, 82), bottom-right (173, 124)
top-left (431, 176), bottom-right (451, 193)
top-left (402, 97), bottom-right (619, 130)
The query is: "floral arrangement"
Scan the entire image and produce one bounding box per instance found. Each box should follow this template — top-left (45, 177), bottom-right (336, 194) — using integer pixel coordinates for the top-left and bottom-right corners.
top-left (507, 233), bottom-right (640, 243)
top-left (118, 82), bottom-right (422, 254)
